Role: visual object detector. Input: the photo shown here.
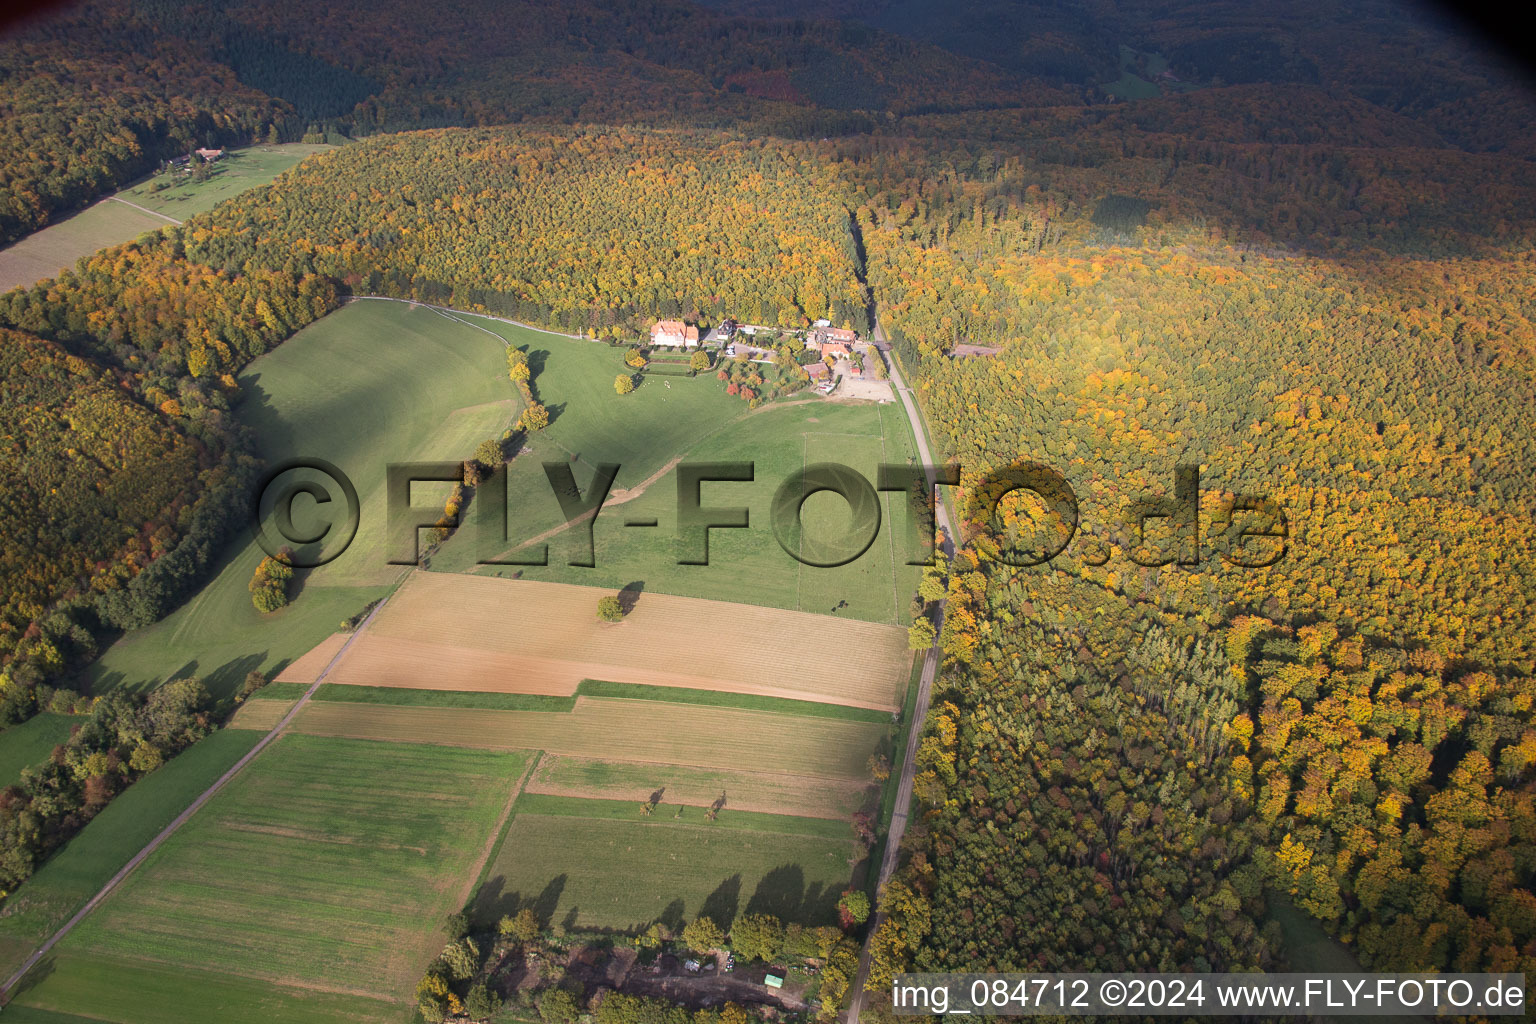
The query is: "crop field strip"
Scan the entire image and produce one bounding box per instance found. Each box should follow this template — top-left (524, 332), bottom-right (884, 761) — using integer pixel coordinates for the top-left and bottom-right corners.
top-left (525, 753), bottom-right (874, 820)
top-left (573, 679), bottom-right (893, 722)
top-left (15, 735), bottom-right (529, 1018)
top-left (287, 697), bottom-right (885, 779)
top-left (272, 633), bottom-right (348, 684)
top-left (474, 812), bottom-right (858, 932)
top-left (323, 572), bottom-right (910, 711)
top-left (510, 793), bottom-right (854, 838)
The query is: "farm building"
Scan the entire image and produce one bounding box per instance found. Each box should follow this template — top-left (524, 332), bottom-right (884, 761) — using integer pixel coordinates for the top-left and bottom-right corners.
top-left (651, 320), bottom-right (701, 348)
top-left (195, 147), bottom-right (225, 161)
top-left (804, 361), bottom-right (830, 381)
top-left (819, 341), bottom-right (852, 360)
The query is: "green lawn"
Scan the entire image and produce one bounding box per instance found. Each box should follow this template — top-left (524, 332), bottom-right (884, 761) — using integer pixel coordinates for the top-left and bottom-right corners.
top-left (0, 714), bottom-right (75, 787)
top-left (9, 735), bottom-right (526, 1021)
top-left (85, 300), bottom-right (523, 700)
top-left (574, 679), bottom-right (891, 723)
top-left (0, 729), bottom-right (262, 980)
top-left (474, 810), bottom-right (859, 933)
top-left (0, 144), bottom-right (331, 294)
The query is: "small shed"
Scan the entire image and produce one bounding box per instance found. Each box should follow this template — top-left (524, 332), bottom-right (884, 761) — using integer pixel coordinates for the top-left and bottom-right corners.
top-left (764, 973), bottom-right (784, 989)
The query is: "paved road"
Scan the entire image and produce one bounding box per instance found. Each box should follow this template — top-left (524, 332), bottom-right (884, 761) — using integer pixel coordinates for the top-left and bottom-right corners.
top-left (845, 319), bottom-right (955, 1023)
top-left (0, 593), bottom-right (395, 1004)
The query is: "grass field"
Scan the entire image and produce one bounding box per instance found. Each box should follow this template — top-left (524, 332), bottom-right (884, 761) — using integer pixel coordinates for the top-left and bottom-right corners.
top-left (0, 145), bottom-right (330, 293)
top-left (475, 809), bottom-right (857, 933)
top-left (287, 697), bottom-right (886, 778)
top-left (319, 573), bottom-right (910, 711)
top-left (526, 755), bottom-right (874, 820)
top-left (0, 730), bottom-right (262, 980)
top-left (0, 714), bottom-right (75, 787)
top-left (8, 735), bottom-right (526, 1021)
top-left (84, 300), bottom-right (528, 700)
top-left (434, 392), bottom-right (922, 624)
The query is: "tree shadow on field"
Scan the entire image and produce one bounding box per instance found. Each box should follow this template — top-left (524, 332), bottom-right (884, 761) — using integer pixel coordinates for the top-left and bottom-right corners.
top-left (534, 873), bottom-right (569, 929)
top-left (472, 871), bottom-right (567, 928)
top-left (657, 898), bottom-right (686, 933)
top-left (745, 865), bottom-right (837, 925)
top-left (8, 950), bottom-right (56, 1001)
top-left (526, 348), bottom-right (549, 381)
top-left (618, 581), bottom-right (646, 615)
top-left (700, 874), bottom-right (742, 931)
top-left (206, 651), bottom-right (276, 703)
top-left (473, 874), bottom-right (508, 925)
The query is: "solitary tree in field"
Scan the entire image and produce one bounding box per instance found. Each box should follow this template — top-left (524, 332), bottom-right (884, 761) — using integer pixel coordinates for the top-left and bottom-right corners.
top-left (597, 594), bottom-right (623, 622)
top-left (518, 402), bottom-right (549, 432)
top-left (249, 549), bottom-right (293, 613)
top-left (474, 437), bottom-right (504, 471)
top-left (683, 915), bottom-right (724, 951)
top-left (614, 373), bottom-right (635, 395)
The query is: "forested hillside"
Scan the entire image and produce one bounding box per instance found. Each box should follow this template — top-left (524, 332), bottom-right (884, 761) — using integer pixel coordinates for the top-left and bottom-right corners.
top-left (0, 330), bottom-right (200, 701)
top-left (0, 0), bottom-right (286, 246)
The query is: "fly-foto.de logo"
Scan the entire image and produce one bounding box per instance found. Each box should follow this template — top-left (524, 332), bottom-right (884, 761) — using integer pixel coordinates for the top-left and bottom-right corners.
top-left (251, 459), bottom-right (1287, 571)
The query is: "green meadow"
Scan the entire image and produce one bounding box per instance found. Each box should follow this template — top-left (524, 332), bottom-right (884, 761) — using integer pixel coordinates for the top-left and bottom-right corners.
top-left (8, 735), bottom-right (526, 1022)
top-left (0, 730), bottom-right (262, 980)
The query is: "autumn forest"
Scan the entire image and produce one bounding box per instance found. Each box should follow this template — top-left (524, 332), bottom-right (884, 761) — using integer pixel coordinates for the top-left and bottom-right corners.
top-left (0, 0), bottom-right (1533, 1013)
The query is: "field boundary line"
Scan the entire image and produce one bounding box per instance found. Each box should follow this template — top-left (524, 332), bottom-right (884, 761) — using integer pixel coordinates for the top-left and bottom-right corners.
top-left (0, 590), bottom-right (398, 1004)
top-left (464, 751), bottom-right (543, 920)
top-left (344, 295), bottom-right (587, 341)
top-left (102, 196), bottom-right (182, 225)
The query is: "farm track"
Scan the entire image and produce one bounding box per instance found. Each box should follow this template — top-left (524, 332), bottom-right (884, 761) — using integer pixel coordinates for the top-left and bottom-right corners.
top-left (845, 321), bottom-right (956, 1023)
